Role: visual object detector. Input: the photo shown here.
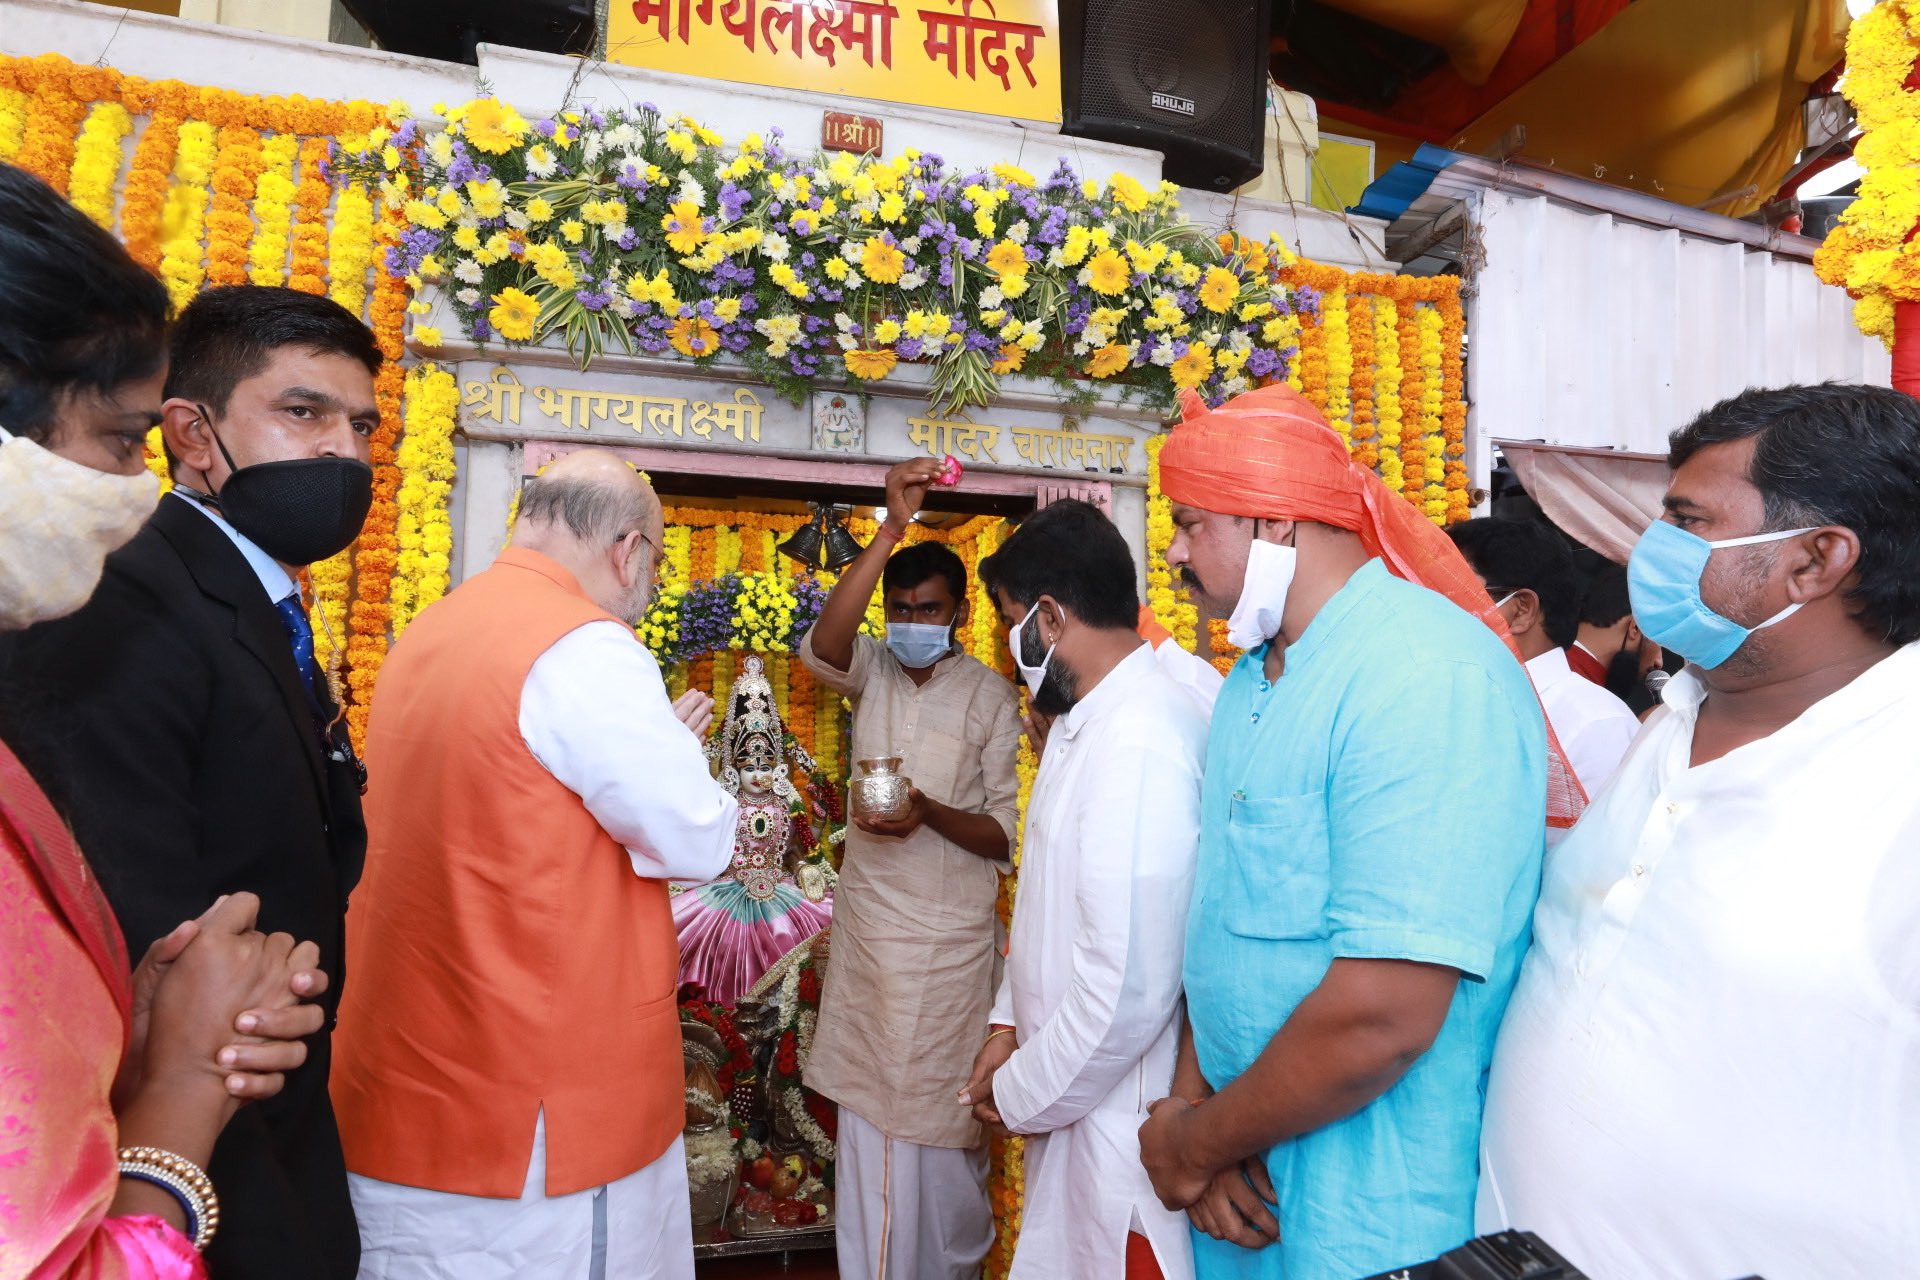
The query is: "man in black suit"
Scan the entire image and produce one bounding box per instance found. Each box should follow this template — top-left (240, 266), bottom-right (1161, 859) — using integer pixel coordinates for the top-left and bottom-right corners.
top-left (0, 285), bottom-right (380, 1279)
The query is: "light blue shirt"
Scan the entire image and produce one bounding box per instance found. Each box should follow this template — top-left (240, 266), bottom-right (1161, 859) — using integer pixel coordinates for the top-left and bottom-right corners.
top-left (1184, 559), bottom-right (1547, 1280)
top-left (171, 490), bottom-right (295, 604)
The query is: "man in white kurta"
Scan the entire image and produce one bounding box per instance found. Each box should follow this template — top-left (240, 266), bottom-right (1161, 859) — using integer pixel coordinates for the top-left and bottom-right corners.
top-left (1477, 384), bottom-right (1920, 1279)
top-left (964, 500), bottom-right (1208, 1280)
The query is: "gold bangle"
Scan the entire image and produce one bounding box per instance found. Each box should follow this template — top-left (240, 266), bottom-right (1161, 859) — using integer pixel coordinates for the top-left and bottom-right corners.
top-left (983, 1026), bottom-right (1015, 1044)
top-left (119, 1146), bottom-right (220, 1252)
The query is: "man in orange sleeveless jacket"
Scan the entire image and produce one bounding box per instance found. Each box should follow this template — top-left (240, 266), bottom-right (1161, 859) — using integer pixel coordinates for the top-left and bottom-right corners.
top-left (331, 449), bottom-right (737, 1279)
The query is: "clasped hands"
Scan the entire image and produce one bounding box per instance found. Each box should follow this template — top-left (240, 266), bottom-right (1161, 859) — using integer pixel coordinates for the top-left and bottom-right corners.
top-left (957, 1025), bottom-right (1017, 1138)
top-left (1138, 1096), bottom-right (1280, 1251)
top-left (119, 892), bottom-right (332, 1114)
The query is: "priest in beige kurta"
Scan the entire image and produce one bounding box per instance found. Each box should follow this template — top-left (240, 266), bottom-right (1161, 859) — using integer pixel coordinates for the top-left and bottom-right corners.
top-left (798, 459), bottom-right (1022, 1280)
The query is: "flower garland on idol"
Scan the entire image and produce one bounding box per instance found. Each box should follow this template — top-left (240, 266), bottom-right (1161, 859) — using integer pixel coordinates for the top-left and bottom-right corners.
top-left (342, 98), bottom-right (1316, 414)
top-left (1814, 1), bottom-right (1920, 345)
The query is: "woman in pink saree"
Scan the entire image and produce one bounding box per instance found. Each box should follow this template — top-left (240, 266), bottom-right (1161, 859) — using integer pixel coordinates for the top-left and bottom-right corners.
top-left (0, 160), bottom-right (330, 1279)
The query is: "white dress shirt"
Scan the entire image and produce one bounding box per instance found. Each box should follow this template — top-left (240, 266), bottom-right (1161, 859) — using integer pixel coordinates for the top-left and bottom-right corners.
top-left (172, 490), bottom-right (295, 603)
top-left (1147, 633), bottom-right (1225, 717)
top-left (1525, 645), bottom-right (1638, 803)
top-left (988, 646), bottom-right (1208, 1280)
top-left (520, 620), bottom-right (736, 883)
top-left (1478, 644), bottom-right (1920, 1280)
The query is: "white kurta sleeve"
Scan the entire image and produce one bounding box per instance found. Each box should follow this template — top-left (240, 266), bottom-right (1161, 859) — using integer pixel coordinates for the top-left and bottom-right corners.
top-left (991, 732), bottom-right (1200, 1135)
top-left (519, 620), bottom-right (737, 882)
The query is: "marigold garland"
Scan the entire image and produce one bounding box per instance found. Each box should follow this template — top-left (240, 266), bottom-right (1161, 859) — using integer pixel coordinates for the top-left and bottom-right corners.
top-left (121, 113), bottom-right (182, 270)
top-left (0, 87), bottom-right (27, 162)
top-left (289, 136), bottom-right (334, 296)
top-left (328, 182), bottom-right (377, 315)
top-left (157, 121), bottom-right (217, 312)
top-left (206, 124), bottom-right (265, 287)
top-left (1814, 2), bottom-right (1920, 345)
top-left (391, 363), bottom-right (459, 636)
top-left (67, 101), bottom-right (132, 230)
top-left (248, 132), bottom-right (300, 286)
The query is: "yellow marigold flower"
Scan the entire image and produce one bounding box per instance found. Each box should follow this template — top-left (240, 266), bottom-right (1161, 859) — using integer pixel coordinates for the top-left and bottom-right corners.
top-left (992, 162), bottom-right (1036, 187)
top-left (405, 199), bottom-right (449, 230)
top-left (663, 200), bottom-right (705, 254)
top-left (1171, 346), bottom-right (1215, 389)
top-left (456, 99), bottom-right (529, 155)
top-left (465, 179), bottom-right (506, 219)
top-left (489, 288), bottom-right (540, 342)
top-left (992, 343), bottom-right (1026, 374)
top-left (668, 316), bottom-right (720, 357)
top-left (1085, 343), bottom-right (1129, 378)
top-left (872, 318), bottom-right (902, 343)
top-left (715, 297), bottom-right (742, 322)
top-left (825, 258), bottom-right (850, 281)
top-left (1086, 248), bottom-right (1130, 295)
top-left (845, 348), bottom-right (899, 380)
top-left (986, 239), bottom-right (1028, 277)
top-left (524, 198), bottom-right (554, 224)
top-left (860, 236), bottom-right (906, 284)
top-left (879, 193), bottom-right (907, 223)
top-left (453, 225), bottom-right (482, 251)
top-left (1199, 267), bottom-right (1240, 313)
top-left (414, 324), bottom-right (444, 348)
top-left (560, 220), bottom-right (585, 244)
top-left (1109, 173), bottom-right (1150, 213)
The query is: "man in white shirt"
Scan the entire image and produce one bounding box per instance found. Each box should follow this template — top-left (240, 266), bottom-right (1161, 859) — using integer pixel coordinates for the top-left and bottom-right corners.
top-left (959, 499), bottom-right (1207, 1280)
top-left (1478, 383), bottom-right (1920, 1279)
top-left (1449, 518), bottom-right (1639, 805)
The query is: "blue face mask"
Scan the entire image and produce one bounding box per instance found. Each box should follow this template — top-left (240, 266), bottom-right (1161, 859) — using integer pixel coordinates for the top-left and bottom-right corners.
top-left (886, 621), bottom-right (953, 669)
top-left (1626, 519), bottom-right (1813, 669)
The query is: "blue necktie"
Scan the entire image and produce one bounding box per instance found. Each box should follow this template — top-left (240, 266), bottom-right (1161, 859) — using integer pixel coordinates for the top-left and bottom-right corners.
top-left (273, 593), bottom-right (326, 719)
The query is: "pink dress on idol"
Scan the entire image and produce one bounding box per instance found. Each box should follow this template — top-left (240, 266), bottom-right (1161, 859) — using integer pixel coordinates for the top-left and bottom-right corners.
top-left (672, 655), bottom-right (832, 1006)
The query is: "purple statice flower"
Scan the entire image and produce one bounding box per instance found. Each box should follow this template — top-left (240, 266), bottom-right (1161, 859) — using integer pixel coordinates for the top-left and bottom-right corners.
top-left (577, 289), bottom-right (611, 312)
top-left (1246, 347), bottom-right (1282, 379)
top-left (937, 258), bottom-right (955, 289)
top-left (640, 101), bottom-right (660, 115)
top-left (799, 251), bottom-right (816, 268)
top-left (896, 337), bottom-right (924, 360)
top-left (535, 118), bottom-right (557, 137)
top-left (617, 228), bottom-right (639, 252)
top-left (1293, 285), bottom-right (1322, 315)
top-left (722, 330), bottom-right (751, 353)
top-left (616, 163), bottom-right (648, 193)
top-left (578, 249), bottom-right (594, 266)
top-left (471, 316), bottom-right (493, 342)
top-left (718, 181), bottom-right (750, 222)
top-left (393, 120), bottom-right (418, 148)
top-left (957, 197), bottom-right (975, 213)
top-left (446, 154), bottom-right (480, 186)
top-left (768, 201), bottom-right (785, 217)
top-left (803, 314), bottom-right (827, 333)
top-left (586, 108), bottom-right (606, 129)
top-left (965, 330), bottom-right (996, 352)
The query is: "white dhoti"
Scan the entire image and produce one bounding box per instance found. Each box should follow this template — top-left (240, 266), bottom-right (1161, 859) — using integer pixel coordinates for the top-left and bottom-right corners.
top-left (836, 1104), bottom-right (993, 1280)
top-left (349, 1112), bottom-right (693, 1280)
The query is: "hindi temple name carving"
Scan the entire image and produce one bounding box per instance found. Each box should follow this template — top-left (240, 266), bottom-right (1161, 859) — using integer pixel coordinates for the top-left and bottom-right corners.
top-left (464, 368), bottom-right (765, 444)
top-left (906, 414), bottom-right (1132, 472)
top-left (627, 0), bottom-right (1043, 89)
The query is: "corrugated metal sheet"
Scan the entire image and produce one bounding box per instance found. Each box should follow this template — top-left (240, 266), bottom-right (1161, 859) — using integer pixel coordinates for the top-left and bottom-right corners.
top-left (1467, 189), bottom-right (1890, 458)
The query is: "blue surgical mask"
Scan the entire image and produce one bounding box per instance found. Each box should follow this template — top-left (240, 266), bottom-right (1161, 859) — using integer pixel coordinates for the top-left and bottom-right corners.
top-left (886, 621), bottom-right (953, 669)
top-left (1626, 520), bottom-right (1813, 669)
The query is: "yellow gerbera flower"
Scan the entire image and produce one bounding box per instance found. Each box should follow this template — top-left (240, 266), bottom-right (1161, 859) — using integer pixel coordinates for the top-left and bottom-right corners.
top-left (1199, 267), bottom-right (1240, 313)
top-left (845, 348), bottom-right (899, 380)
top-left (668, 316), bottom-right (720, 358)
top-left (1109, 173), bottom-right (1150, 213)
top-left (456, 99), bottom-right (529, 156)
top-left (489, 288), bottom-right (540, 342)
top-left (860, 237), bottom-right (906, 284)
top-left (992, 343), bottom-right (1026, 375)
top-left (986, 239), bottom-right (1028, 278)
top-left (1085, 343), bottom-right (1129, 378)
top-left (662, 200), bottom-right (706, 255)
top-left (1171, 346), bottom-right (1215, 389)
top-left (1086, 249), bottom-right (1130, 296)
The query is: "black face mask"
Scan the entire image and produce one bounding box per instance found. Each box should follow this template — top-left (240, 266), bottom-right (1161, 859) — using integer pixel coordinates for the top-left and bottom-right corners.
top-left (198, 407), bottom-right (373, 566)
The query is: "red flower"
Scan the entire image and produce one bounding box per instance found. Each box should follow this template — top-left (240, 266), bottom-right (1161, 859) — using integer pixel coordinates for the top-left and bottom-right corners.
top-left (798, 967), bottom-right (821, 1005)
top-left (807, 1092), bottom-right (838, 1139)
top-left (776, 1030), bottom-right (799, 1077)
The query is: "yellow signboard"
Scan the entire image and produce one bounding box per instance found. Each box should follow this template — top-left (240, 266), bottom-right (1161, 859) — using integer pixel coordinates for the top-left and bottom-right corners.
top-left (608, 0), bottom-right (1063, 124)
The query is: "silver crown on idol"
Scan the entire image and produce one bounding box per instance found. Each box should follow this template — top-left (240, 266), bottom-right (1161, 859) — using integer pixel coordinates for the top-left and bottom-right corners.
top-left (709, 654), bottom-right (817, 801)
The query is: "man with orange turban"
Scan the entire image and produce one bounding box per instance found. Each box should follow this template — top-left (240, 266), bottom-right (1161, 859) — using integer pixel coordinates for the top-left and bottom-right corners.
top-left (1135, 385), bottom-right (1563, 1280)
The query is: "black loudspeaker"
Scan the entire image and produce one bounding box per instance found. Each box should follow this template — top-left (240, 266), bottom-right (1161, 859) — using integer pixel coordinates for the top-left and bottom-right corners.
top-left (1059, 0), bottom-right (1271, 192)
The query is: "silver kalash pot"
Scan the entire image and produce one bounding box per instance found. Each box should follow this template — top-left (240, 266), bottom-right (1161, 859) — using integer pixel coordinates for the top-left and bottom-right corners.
top-left (848, 757), bottom-right (912, 823)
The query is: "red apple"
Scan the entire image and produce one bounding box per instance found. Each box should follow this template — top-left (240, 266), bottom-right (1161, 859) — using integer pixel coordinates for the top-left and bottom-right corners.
top-left (746, 1156), bottom-right (775, 1190)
